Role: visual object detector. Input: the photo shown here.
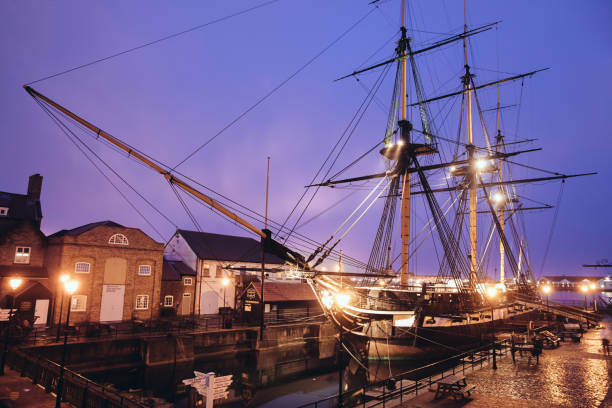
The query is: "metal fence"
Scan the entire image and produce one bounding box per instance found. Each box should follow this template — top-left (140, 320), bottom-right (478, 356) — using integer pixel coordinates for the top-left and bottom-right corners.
top-left (297, 339), bottom-right (512, 408)
top-left (7, 349), bottom-right (148, 408)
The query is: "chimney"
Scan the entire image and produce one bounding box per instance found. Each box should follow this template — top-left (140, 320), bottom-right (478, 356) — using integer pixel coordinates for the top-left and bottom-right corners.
top-left (27, 174), bottom-right (43, 202)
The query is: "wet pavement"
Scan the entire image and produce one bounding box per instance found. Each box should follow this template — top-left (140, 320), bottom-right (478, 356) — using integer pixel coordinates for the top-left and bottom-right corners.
top-left (402, 327), bottom-right (611, 408)
top-left (0, 367), bottom-right (69, 408)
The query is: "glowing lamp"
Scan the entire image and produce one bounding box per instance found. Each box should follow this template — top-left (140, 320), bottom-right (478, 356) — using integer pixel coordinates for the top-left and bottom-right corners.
top-left (542, 285), bottom-right (552, 295)
top-left (60, 274), bottom-right (70, 283)
top-left (397, 139), bottom-right (405, 146)
top-left (321, 294), bottom-right (333, 308)
top-left (589, 283), bottom-right (596, 291)
top-left (378, 279), bottom-right (386, 287)
top-left (64, 280), bottom-right (78, 295)
top-left (486, 287), bottom-right (497, 299)
top-left (449, 166), bottom-right (456, 173)
top-left (335, 292), bottom-right (350, 308)
top-left (580, 284), bottom-right (588, 293)
top-left (475, 159), bottom-right (487, 170)
top-left (9, 278), bottom-right (22, 291)
top-left (492, 192), bottom-right (504, 204)
top-left (222, 277), bottom-right (230, 287)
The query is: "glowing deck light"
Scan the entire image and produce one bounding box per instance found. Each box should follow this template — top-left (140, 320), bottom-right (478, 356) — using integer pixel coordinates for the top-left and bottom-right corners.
top-left (542, 285), bottom-right (552, 294)
top-left (475, 159), bottom-right (487, 171)
top-left (378, 279), bottom-right (386, 286)
top-left (397, 139), bottom-right (405, 146)
top-left (449, 166), bottom-right (456, 173)
top-left (589, 283), bottom-right (596, 291)
top-left (222, 277), bottom-right (230, 287)
top-left (494, 283), bottom-right (507, 292)
top-left (492, 192), bottom-right (504, 204)
top-left (335, 292), bottom-right (350, 307)
top-left (322, 294), bottom-right (333, 308)
top-left (60, 274), bottom-right (69, 283)
top-left (580, 284), bottom-right (588, 293)
top-left (486, 287), bottom-right (497, 299)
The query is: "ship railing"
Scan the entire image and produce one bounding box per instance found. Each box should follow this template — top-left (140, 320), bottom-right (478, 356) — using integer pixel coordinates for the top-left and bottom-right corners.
top-left (6, 348), bottom-right (147, 407)
top-left (297, 339), bottom-right (512, 408)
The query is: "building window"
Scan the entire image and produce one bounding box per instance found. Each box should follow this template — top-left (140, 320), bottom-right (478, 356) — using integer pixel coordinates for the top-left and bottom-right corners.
top-left (135, 295), bottom-right (149, 310)
top-left (108, 234), bottom-right (129, 245)
top-left (14, 247), bottom-right (30, 264)
top-left (0, 207), bottom-right (7, 216)
top-left (70, 295), bottom-right (87, 312)
top-left (202, 264), bottom-right (210, 277)
top-left (215, 266), bottom-right (223, 278)
top-left (138, 265), bottom-right (151, 276)
top-left (184, 277), bottom-right (193, 286)
top-left (75, 262), bottom-right (90, 273)
top-left (164, 295), bottom-right (174, 307)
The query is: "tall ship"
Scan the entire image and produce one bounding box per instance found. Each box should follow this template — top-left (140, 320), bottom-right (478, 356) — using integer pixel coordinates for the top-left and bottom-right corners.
top-left (23, 1), bottom-right (593, 362)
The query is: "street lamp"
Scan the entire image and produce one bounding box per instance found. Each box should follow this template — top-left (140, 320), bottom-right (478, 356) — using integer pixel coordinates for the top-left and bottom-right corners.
top-left (580, 284), bottom-right (588, 310)
top-left (542, 284), bottom-right (552, 321)
top-left (56, 279), bottom-right (78, 408)
top-left (0, 278), bottom-right (23, 376)
top-left (486, 287), bottom-right (498, 370)
top-left (55, 274), bottom-right (70, 342)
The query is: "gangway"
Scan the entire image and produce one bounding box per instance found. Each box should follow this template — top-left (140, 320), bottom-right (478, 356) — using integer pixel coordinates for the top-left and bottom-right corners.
top-left (513, 295), bottom-right (602, 325)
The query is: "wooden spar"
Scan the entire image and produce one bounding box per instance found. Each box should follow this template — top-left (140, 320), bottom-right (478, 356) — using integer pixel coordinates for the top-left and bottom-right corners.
top-left (497, 86), bottom-right (505, 284)
top-left (24, 85), bottom-right (267, 239)
top-left (464, 0), bottom-right (477, 288)
top-left (307, 148), bottom-right (542, 187)
top-left (400, 0), bottom-right (410, 285)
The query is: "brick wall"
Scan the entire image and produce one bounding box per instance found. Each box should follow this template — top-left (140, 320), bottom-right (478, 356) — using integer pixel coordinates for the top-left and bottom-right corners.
top-left (47, 224), bottom-right (164, 325)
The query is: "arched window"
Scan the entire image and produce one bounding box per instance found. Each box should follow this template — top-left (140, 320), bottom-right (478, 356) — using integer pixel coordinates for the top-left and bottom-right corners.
top-left (108, 234), bottom-right (129, 245)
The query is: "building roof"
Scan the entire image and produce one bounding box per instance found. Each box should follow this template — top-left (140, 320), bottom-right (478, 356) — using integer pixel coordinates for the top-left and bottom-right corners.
top-left (249, 282), bottom-right (317, 302)
top-left (541, 275), bottom-right (609, 283)
top-left (0, 265), bottom-right (47, 278)
top-left (177, 229), bottom-right (286, 264)
top-left (162, 259), bottom-right (196, 281)
top-left (49, 220), bottom-right (125, 238)
top-left (0, 191), bottom-right (42, 223)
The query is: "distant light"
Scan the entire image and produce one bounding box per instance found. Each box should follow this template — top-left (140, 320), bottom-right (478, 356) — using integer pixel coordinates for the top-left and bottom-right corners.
top-left (580, 284), bottom-right (588, 293)
top-left (486, 287), bottom-right (497, 299)
top-left (542, 285), bottom-right (552, 294)
top-left (397, 139), bottom-right (405, 146)
top-left (589, 283), bottom-right (596, 290)
top-left (378, 279), bottom-right (386, 286)
top-left (222, 277), bottom-right (230, 287)
top-left (450, 166), bottom-right (456, 173)
top-left (9, 278), bottom-right (22, 291)
top-left (60, 274), bottom-right (69, 283)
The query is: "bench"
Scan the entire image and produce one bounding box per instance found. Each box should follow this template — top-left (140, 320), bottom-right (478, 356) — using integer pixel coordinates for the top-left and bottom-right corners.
top-left (451, 384), bottom-right (476, 400)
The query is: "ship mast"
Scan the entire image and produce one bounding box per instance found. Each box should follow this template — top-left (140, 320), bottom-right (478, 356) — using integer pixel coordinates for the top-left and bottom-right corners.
top-left (496, 85), bottom-right (505, 284)
top-left (399, 0), bottom-right (411, 285)
top-left (463, 0), bottom-right (478, 288)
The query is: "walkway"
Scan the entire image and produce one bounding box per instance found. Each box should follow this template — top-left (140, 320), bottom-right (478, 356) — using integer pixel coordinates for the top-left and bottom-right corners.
top-left (0, 367), bottom-right (69, 408)
top-left (400, 327), bottom-right (611, 408)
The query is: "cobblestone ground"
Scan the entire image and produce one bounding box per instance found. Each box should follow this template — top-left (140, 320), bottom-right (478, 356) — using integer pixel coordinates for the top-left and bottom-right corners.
top-left (401, 327), bottom-right (611, 408)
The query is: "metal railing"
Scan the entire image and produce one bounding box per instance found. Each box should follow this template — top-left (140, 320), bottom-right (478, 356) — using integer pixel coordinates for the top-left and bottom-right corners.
top-left (7, 348), bottom-right (148, 407)
top-left (297, 339), bottom-right (512, 408)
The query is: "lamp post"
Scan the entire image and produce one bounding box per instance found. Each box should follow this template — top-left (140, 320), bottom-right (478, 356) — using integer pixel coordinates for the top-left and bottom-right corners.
top-left (542, 284), bottom-right (552, 322)
top-left (580, 284), bottom-right (588, 310)
top-left (56, 279), bottom-right (78, 408)
top-left (55, 274), bottom-right (70, 342)
top-left (486, 287), bottom-right (497, 370)
top-left (0, 278), bottom-right (23, 376)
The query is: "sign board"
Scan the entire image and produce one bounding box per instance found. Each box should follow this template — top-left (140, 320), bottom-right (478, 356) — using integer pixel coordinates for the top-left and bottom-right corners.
top-left (246, 287), bottom-right (257, 300)
top-left (183, 371), bottom-right (232, 408)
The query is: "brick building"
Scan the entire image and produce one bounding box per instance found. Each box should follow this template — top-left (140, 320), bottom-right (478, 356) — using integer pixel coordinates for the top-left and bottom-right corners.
top-left (161, 259), bottom-right (196, 316)
top-left (0, 174), bottom-right (51, 326)
top-left (47, 221), bottom-right (164, 324)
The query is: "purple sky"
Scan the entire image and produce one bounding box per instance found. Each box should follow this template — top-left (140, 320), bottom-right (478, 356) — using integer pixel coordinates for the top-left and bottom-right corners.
top-left (1, 1), bottom-right (611, 277)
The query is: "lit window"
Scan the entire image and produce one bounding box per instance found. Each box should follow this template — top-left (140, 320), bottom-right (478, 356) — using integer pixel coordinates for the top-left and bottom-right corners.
top-left (70, 295), bottom-right (87, 312)
top-left (202, 264), bottom-right (210, 277)
top-left (215, 265), bottom-right (222, 278)
top-left (75, 262), bottom-right (90, 273)
top-left (184, 277), bottom-right (193, 286)
top-left (138, 265), bottom-right (151, 276)
top-left (164, 295), bottom-right (174, 307)
top-left (136, 295), bottom-right (149, 310)
top-left (0, 207), bottom-right (8, 216)
top-left (108, 234), bottom-right (129, 245)
top-left (14, 247), bottom-right (30, 264)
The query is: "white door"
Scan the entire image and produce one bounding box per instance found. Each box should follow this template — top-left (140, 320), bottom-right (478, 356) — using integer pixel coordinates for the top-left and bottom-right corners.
top-left (200, 290), bottom-right (218, 315)
top-left (34, 299), bottom-right (49, 326)
top-left (100, 285), bottom-right (125, 322)
top-left (182, 293), bottom-right (192, 315)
